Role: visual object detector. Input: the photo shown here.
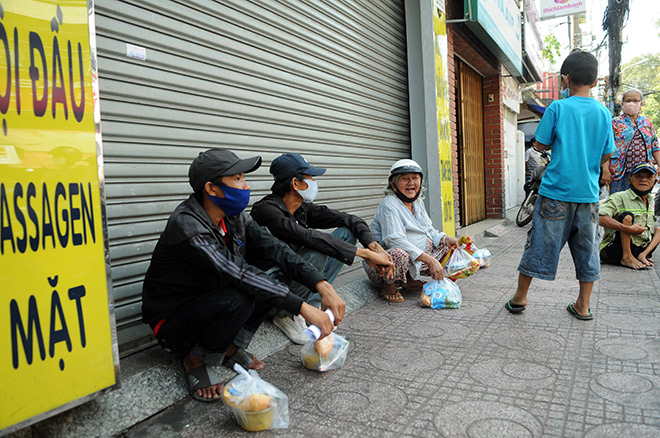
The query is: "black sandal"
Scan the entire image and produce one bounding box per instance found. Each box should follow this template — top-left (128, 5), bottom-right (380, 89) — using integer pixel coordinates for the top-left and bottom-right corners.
top-left (178, 359), bottom-right (222, 403)
top-left (505, 299), bottom-right (526, 313)
top-left (222, 347), bottom-right (263, 370)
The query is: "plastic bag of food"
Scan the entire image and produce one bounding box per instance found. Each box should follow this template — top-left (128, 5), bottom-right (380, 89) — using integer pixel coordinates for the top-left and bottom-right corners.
top-left (300, 333), bottom-right (349, 372)
top-left (457, 235), bottom-right (477, 254)
top-left (420, 278), bottom-right (462, 309)
top-left (443, 246), bottom-right (479, 280)
top-left (222, 364), bottom-right (289, 431)
top-left (472, 247), bottom-right (491, 268)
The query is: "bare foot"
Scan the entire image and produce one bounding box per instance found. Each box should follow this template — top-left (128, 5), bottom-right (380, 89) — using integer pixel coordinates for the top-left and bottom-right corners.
top-left (621, 256), bottom-right (646, 270)
top-left (637, 254), bottom-right (654, 267)
top-left (399, 279), bottom-right (425, 291)
top-left (183, 354), bottom-right (222, 400)
top-left (380, 282), bottom-right (404, 303)
top-left (247, 355), bottom-right (265, 370)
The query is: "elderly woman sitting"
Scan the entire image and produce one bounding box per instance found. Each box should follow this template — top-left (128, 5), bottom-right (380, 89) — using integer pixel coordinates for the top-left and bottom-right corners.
top-left (364, 159), bottom-right (458, 302)
top-left (602, 88), bottom-right (660, 194)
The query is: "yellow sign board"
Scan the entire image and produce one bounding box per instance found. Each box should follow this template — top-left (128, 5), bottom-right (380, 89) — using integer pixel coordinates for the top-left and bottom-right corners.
top-left (0, 0), bottom-right (118, 433)
top-left (433, 3), bottom-right (456, 236)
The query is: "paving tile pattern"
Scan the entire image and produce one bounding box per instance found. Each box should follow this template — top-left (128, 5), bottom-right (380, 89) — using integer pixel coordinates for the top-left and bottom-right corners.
top-left (125, 222), bottom-right (660, 438)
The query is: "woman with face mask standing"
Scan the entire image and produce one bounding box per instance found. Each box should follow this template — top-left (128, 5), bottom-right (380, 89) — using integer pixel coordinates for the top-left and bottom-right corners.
top-left (602, 89), bottom-right (660, 194)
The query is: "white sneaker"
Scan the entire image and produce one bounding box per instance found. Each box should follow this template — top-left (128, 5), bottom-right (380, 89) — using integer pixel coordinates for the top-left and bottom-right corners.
top-left (272, 315), bottom-right (308, 345)
top-left (294, 314), bottom-right (308, 330)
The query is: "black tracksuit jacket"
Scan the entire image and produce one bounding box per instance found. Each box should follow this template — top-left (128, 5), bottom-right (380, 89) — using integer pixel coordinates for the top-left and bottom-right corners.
top-left (141, 195), bottom-right (324, 325)
top-left (250, 194), bottom-right (376, 267)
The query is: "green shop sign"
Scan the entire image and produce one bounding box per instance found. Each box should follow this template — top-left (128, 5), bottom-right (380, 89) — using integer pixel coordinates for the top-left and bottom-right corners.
top-left (464, 0), bottom-right (522, 77)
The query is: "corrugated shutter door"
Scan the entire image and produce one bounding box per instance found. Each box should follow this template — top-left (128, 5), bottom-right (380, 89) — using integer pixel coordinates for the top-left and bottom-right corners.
top-left (94, 0), bottom-right (410, 353)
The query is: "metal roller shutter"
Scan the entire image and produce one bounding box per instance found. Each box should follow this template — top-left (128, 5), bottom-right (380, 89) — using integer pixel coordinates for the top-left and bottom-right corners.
top-left (94, 0), bottom-right (410, 353)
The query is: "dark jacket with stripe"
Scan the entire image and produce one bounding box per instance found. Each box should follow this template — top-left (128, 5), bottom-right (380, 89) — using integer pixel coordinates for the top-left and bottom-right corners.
top-left (141, 194), bottom-right (324, 325)
top-left (250, 194), bottom-right (376, 266)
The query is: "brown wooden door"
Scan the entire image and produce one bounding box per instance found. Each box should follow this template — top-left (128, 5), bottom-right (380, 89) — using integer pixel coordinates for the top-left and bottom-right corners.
top-left (457, 60), bottom-right (486, 226)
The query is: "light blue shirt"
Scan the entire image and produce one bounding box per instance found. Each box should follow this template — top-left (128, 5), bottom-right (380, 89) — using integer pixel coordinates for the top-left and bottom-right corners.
top-left (371, 194), bottom-right (446, 279)
top-left (535, 96), bottom-right (616, 203)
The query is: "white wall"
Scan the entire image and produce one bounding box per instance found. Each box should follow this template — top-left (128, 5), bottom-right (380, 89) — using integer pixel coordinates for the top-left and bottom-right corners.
top-left (504, 113), bottom-right (525, 209)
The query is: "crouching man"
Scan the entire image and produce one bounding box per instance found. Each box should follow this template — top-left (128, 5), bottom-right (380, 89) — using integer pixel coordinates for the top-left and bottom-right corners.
top-left (599, 162), bottom-right (660, 269)
top-left (141, 148), bottom-right (342, 402)
top-left (251, 153), bottom-right (393, 343)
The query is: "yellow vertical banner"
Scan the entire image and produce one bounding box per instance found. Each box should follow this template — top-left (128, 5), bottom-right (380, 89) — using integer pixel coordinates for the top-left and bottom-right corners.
top-left (0, 0), bottom-right (118, 433)
top-left (432, 1), bottom-right (455, 236)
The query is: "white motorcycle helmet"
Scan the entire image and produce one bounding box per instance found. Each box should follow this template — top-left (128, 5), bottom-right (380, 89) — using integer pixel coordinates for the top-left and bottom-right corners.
top-left (389, 159), bottom-right (424, 182)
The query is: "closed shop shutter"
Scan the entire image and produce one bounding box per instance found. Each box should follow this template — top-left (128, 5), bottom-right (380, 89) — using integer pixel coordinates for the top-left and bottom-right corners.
top-left (94, 0), bottom-right (410, 353)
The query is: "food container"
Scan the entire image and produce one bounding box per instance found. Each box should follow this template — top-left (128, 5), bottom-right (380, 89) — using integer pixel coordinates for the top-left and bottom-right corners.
top-left (301, 333), bottom-right (349, 372)
top-left (222, 364), bottom-right (289, 431)
top-left (231, 405), bottom-right (274, 432)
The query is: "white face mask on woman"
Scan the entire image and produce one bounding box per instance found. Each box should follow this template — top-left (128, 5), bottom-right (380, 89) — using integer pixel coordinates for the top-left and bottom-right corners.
top-left (296, 178), bottom-right (318, 202)
top-left (622, 101), bottom-right (642, 117)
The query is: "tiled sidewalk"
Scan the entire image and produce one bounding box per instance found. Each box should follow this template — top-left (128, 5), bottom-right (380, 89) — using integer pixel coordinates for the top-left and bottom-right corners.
top-left (125, 221), bottom-right (660, 437)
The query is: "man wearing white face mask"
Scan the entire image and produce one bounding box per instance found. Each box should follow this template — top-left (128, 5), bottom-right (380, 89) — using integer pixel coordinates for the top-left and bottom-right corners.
top-left (602, 88), bottom-right (660, 194)
top-left (251, 153), bottom-right (394, 343)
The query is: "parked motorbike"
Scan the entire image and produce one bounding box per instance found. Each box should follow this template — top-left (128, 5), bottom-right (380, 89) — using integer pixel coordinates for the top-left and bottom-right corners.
top-left (516, 150), bottom-right (550, 227)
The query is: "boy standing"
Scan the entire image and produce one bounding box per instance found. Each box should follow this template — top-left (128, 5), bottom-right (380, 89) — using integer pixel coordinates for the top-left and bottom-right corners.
top-left (505, 50), bottom-right (616, 320)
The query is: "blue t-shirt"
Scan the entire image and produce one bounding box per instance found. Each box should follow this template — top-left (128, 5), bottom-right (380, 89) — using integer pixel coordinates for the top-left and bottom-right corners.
top-left (535, 96), bottom-right (616, 203)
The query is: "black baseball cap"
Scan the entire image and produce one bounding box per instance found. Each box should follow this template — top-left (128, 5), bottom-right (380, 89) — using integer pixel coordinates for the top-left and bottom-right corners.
top-left (188, 148), bottom-right (262, 193)
top-left (270, 153), bottom-right (326, 181)
top-left (631, 162), bottom-right (657, 176)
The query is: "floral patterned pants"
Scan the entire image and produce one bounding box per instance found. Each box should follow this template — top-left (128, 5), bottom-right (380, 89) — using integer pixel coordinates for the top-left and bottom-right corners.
top-left (364, 238), bottom-right (449, 285)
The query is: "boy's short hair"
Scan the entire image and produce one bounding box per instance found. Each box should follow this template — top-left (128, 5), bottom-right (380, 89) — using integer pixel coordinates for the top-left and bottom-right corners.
top-left (560, 50), bottom-right (598, 86)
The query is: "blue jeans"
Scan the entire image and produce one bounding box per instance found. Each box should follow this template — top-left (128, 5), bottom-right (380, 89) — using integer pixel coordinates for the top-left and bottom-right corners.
top-left (277, 227), bottom-right (356, 316)
top-left (518, 196), bottom-right (601, 282)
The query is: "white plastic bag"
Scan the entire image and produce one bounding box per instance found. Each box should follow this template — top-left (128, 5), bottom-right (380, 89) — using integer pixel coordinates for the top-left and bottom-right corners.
top-left (300, 333), bottom-right (349, 372)
top-left (472, 247), bottom-right (491, 268)
top-left (420, 278), bottom-right (462, 309)
top-left (222, 364), bottom-right (289, 431)
top-left (444, 246), bottom-right (479, 280)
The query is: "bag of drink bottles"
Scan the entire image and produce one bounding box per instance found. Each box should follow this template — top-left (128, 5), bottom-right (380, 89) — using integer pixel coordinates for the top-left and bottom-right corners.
top-left (420, 278), bottom-right (462, 309)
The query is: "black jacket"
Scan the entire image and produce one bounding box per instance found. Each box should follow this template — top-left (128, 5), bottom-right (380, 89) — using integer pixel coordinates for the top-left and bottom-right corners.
top-left (250, 194), bottom-right (376, 266)
top-left (141, 195), bottom-right (324, 324)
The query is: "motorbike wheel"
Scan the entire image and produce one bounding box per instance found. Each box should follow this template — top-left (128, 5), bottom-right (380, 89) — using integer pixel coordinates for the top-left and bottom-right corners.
top-left (516, 192), bottom-right (537, 227)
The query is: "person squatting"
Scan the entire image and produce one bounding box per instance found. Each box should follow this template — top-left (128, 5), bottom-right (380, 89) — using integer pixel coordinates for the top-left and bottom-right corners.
top-left (141, 149), bottom-right (411, 402)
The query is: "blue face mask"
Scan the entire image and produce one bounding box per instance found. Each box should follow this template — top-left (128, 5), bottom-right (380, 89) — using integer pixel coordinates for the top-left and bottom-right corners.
top-left (208, 184), bottom-right (250, 216)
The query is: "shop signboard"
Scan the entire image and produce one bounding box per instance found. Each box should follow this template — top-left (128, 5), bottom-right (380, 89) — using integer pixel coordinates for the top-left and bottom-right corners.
top-left (524, 0), bottom-right (544, 81)
top-left (464, 0), bottom-right (523, 78)
top-left (539, 0), bottom-right (586, 20)
top-left (0, 0), bottom-right (119, 434)
top-left (502, 76), bottom-right (521, 113)
top-left (433, 0), bottom-right (456, 236)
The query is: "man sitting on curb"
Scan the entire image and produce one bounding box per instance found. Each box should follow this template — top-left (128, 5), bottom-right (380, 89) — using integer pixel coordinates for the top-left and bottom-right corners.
top-left (599, 162), bottom-right (660, 270)
top-left (251, 153), bottom-right (394, 344)
top-left (141, 148), bottom-right (341, 402)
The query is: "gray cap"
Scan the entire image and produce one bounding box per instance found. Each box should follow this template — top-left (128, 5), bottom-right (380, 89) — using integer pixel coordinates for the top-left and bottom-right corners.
top-left (188, 148), bottom-right (261, 193)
